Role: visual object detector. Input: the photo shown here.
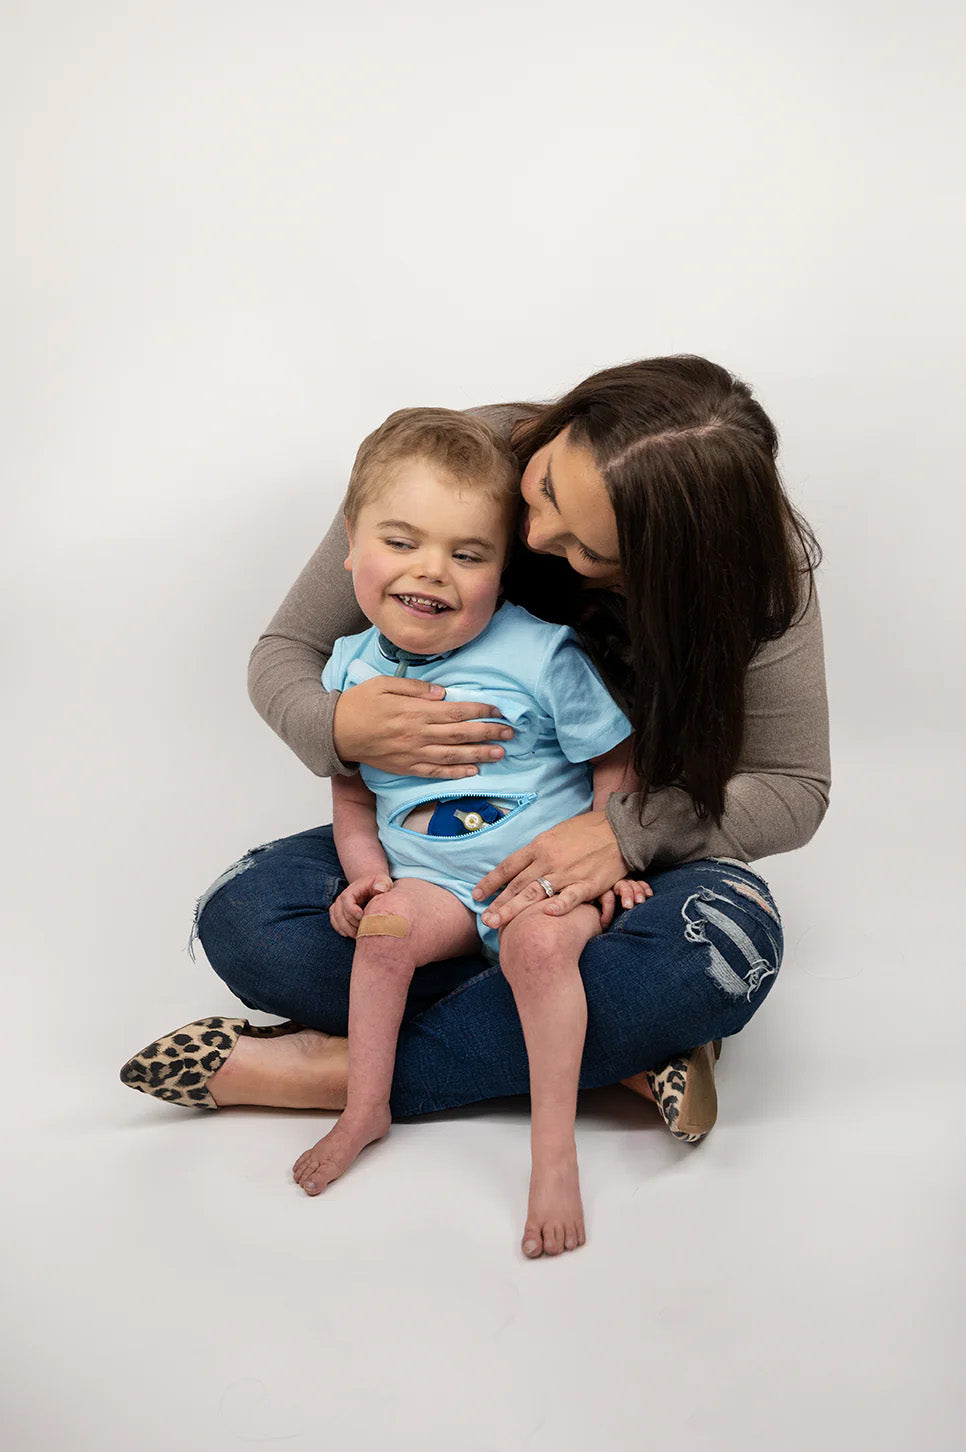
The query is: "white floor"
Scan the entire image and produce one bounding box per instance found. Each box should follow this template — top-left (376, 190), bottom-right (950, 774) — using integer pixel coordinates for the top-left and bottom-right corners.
top-left (4, 1), bottom-right (966, 1439)
top-left (3, 737), bottom-right (963, 1452)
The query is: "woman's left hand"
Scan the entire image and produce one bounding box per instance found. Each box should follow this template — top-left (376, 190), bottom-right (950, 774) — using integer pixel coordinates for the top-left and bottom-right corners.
top-left (474, 811), bottom-right (631, 930)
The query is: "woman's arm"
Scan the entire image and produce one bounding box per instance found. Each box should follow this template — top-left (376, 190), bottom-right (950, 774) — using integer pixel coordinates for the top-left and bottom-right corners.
top-left (247, 509), bottom-right (367, 777)
top-left (604, 577), bottom-right (831, 870)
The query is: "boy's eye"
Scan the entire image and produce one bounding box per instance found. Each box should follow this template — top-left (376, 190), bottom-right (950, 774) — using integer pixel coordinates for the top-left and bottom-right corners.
top-left (385, 538), bottom-right (414, 550)
top-left (453, 552), bottom-right (482, 564)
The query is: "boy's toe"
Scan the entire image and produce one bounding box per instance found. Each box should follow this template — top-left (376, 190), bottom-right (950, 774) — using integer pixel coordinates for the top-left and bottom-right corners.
top-left (521, 1224), bottom-right (543, 1258)
top-left (298, 1161), bottom-right (325, 1194)
top-left (295, 1155), bottom-right (319, 1186)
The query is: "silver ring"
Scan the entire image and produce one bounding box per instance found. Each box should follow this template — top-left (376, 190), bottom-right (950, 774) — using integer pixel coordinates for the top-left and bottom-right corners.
top-left (535, 876), bottom-right (554, 898)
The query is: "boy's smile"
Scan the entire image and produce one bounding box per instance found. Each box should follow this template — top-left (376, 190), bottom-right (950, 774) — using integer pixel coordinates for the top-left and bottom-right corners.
top-left (344, 459), bottom-right (514, 656)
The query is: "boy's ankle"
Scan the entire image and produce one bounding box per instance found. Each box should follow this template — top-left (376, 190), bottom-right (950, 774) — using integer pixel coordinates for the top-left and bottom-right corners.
top-left (343, 1098), bottom-right (391, 1120)
top-left (530, 1130), bottom-right (578, 1159)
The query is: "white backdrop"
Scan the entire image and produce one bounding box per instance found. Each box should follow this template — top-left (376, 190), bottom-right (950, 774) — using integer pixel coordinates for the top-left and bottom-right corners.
top-left (3, 4), bottom-right (964, 1450)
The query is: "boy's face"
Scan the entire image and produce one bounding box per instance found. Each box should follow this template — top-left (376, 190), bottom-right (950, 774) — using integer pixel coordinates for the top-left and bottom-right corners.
top-left (345, 459), bottom-right (512, 655)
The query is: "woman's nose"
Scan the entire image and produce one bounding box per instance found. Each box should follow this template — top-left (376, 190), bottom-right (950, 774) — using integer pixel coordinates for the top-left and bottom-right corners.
top-left (525, 506), bottom-right (558, 554)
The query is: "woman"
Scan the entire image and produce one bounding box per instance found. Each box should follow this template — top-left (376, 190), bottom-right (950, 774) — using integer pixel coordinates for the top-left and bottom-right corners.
top-left (121, 355), bottom-right (830, 1161)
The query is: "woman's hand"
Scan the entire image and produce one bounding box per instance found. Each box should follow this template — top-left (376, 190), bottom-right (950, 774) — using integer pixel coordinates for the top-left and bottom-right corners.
top-left (333, 676), bottom-right (514, 779)
top-left (475, 811), bottom-right (633, 930)
top-left (329, 873), bottom-right (394, 937)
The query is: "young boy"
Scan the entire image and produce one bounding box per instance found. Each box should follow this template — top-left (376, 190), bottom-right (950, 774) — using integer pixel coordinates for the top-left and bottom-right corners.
top-left (292, 408), bottom-right (649, 1258)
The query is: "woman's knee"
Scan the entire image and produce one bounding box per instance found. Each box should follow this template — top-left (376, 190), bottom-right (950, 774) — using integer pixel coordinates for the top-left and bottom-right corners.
top-left (190, 845), bottom-right (266, 962)
top-left (189, 833), bottom-right (356, 1026)
top-left (584, 862), bottom-right (784, 1037)
top-left (191, 829), bottom-right (346, 970)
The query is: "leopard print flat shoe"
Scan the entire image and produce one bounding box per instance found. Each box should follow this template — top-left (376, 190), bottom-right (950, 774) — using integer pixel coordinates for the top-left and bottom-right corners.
top-left (644, 1039), bottom-right (723, 1144)
top-left (119, 1015), bottom-right (304, 1109)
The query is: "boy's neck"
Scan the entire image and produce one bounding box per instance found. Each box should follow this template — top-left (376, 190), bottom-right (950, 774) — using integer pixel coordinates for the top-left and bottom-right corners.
top-left (375, 600), bottom-right (506, 675)
top-left (376, 632), bottom-right (454, 673)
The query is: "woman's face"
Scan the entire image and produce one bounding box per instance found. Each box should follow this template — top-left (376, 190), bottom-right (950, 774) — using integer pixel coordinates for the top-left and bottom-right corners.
top-left (519, 427), bottom-right (622, 587)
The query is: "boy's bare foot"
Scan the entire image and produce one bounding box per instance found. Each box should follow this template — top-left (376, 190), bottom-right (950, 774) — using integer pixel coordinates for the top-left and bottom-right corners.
top-left (292, 1105), bottom-right (391, 1195)
top-left (521, 1143), bottom-right (586, 1258)
top-left (207, 1029), bottom-right (348, 1110)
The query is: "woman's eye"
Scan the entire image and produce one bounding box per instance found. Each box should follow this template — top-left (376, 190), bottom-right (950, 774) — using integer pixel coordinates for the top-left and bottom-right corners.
top-left (539, 473), bottom-right (552, 502)
top-left (576, 543), bottom-right (602, 565)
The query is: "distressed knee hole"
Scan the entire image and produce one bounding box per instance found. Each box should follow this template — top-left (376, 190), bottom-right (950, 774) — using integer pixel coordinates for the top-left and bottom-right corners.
top-left (186, 843), bottom-right (278, 960)
top-left (723, 878), bottom-right (779, 921)
top-left (681, 885), bottom-right (781, 1003)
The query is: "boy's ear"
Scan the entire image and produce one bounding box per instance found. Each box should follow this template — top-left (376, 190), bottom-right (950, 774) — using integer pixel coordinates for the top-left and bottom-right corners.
top-left (343, 515), bottom-right (353, 571)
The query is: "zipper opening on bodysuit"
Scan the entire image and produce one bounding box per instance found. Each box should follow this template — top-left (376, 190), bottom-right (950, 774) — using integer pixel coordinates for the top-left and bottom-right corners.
top-left (389, 790), bottom-right (537, 837)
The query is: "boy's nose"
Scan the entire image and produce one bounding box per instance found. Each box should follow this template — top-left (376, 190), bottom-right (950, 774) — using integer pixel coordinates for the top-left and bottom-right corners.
top-left (415, 551), bottom-right (446, 582)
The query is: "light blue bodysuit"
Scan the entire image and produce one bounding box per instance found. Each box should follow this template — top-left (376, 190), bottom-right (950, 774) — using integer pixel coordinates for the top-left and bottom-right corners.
top-left (323, 601), bottom-right (632, 955)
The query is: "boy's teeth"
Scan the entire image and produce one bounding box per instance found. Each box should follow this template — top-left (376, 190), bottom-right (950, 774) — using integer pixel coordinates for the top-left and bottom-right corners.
top-left (398, 595), bottom-right (448, 611)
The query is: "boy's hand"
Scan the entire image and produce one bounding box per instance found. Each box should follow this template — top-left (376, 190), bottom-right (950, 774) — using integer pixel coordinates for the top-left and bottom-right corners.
top-left (330, 873), bottom-right (394, 937)
top-left (614, 878), bottom-right (653, 909)
top-left (597, 878), bottom-right (653, 929)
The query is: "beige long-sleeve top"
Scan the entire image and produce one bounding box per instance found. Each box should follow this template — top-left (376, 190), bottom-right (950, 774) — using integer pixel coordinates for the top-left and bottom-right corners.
top-left (248, 405), bottom-right (831, 873)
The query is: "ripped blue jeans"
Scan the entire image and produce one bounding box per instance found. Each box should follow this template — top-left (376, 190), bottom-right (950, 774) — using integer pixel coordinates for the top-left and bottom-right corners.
top-left (191, 825), bottom-right (783, 1119)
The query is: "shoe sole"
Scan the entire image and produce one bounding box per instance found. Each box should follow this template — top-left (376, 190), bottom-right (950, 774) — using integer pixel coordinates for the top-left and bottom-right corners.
top-left (645, 1038), bottom-right (722, 1144)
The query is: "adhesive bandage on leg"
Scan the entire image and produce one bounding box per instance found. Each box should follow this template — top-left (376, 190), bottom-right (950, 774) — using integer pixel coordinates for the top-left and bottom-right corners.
top-left (357, 913), bottom-right (410, 939)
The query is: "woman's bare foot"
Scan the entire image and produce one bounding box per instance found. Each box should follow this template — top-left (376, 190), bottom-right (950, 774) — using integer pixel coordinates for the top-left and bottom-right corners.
top-left (292, 1105), bottom-right (391, 1195)
top-left (620, 1071), bottom-right (656, 1102)
top-left (207, 1029), bottom-right (348, 1109)
top-left (521, 1142), bottom-right (586, 1258)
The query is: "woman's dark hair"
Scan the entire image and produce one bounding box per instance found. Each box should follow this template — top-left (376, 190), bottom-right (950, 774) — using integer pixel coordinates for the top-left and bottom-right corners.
top-left (502, 356), bottom-right (821, 828)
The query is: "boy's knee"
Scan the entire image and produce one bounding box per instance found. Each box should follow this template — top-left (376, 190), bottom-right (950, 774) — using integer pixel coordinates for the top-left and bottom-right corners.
top-left (499, 911), bottom-right (561, 979)
top-left (359, 888), bottom-right (412, 939)
top-left (358, 911), bottom-right (410, 939)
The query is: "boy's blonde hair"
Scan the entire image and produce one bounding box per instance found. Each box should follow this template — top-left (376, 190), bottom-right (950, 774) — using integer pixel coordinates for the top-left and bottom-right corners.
top-left (344, 407), bottom-right (520, 529)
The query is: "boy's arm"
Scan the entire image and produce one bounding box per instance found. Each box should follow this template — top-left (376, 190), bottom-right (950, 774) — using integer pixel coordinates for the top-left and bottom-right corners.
top-left (591, 737), bottom-right (637, 810)
top-left (590, 738), bottom-right (653, 914)
top-left (331, 773), bottom-right (391, 882)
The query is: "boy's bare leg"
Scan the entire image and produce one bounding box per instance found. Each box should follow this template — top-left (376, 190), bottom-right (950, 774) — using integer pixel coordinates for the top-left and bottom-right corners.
top-left (498, 902), bottom-right (602, 1258)
top-left (292, 880), bottom-right (478, 1196)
